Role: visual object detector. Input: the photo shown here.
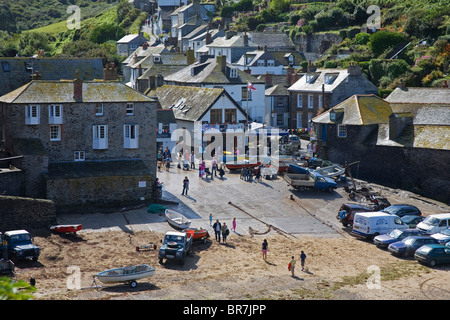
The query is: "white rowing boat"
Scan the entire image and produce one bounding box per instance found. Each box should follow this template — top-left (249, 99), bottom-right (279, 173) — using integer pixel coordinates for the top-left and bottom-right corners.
top-left (165, 209), bottom-right (191, 229)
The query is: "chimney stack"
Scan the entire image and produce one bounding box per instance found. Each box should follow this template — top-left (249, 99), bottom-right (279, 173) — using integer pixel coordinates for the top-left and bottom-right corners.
top-left (307, 60), bottom-right (316, 73)
top-left (217, 55), bottom-right (226, 72)
top-left (186, 47), bottom-right (195, 65)
top-left (243, 32), bottom-right (248, 47)
top-left (104, 63), bottom-right (118, 80)
top-left (443, 80), bottom-right (448, 88)
top-left (347, 62), bottom-right (361, 76)
top-left (397, 79), bottom-right (406, 90)
top-left (205, 31), bottom-right (212, 45)
top-left (264, 71), bottom-right (272, 86)
top-left (73, 70), bottom-right (83, 102)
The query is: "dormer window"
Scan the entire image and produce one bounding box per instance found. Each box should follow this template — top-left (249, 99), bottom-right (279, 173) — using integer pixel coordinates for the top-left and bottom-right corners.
top-left (153, 54), bottom-right (161, 63)
top-left (230, 68), bottom-right (238, 78)
top-left (324, 73), bottom-right (338, 84)
top-left (305, 73), bottom-right (319, 84)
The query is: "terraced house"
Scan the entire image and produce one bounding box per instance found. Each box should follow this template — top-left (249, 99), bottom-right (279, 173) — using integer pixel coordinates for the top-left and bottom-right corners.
top-left (0, 74), bottom-right (158, 211)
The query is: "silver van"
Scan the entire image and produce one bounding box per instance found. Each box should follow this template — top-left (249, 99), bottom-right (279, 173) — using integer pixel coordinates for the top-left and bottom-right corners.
top-left (417, 213), bottom-right (450, 235)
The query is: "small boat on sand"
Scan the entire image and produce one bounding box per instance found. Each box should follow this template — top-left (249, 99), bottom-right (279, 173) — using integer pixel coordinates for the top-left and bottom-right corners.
top-left (50, 224), bottom-right (82, 233)
top-left (184, 227), bottom-right (209, 242)
top-left (165, 209), bottom-right (191, 229)
top-left (94, 264), bottom-right (155, 288)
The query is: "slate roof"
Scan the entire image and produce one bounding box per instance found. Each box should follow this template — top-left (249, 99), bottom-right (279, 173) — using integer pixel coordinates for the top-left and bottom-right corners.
top-left (0, 57), bottom-right (104, 96)
top-left (248, 32), bottom-right (296, 50)
top-left (0, 80), bottom-right (155, 104)
top-left (312, 94), bottom-right (392, 125)
top-left (207, 34), bottom-right (258, 49)
top-left (236, 50), bottom-right (282, 67)
top-left (385, 87), bottom-right (450, 105)
top-left (147, 85), bottom-right (247, 122)
top-left (163, 57), bottom-right (264, 85)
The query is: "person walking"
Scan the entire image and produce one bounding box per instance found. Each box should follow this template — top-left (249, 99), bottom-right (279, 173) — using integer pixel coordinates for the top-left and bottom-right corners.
top-left (232, 217), bottom-right (236, 232)
top-left (182, 176), bottom-right (189, 196)
top-left (300, 251), bottom-right (307, 271)
top-left (289, 256), bottom-right (296, 276)
top-left (211, 157), bottom-right (217, 177)
top-left (209, 213), bottom-right (213, 226)
top-left (221, 222), bottom-right (229, 243)
top-left (190, 151), bottom-right (195, 169)
top-left (213, 220), bottom-right (221, 242)
top-left (262, 239), bottom-right (268, 260)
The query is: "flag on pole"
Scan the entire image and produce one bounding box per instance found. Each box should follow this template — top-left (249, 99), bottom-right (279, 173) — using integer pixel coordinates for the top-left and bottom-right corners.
top-left (247, 82), bottom-right (256, 91)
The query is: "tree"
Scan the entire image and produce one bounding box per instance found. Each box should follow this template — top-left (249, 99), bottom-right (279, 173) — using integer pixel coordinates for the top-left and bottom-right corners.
top-left (89, 24), bottom-right (126, 44)
top-left (369, 31), bottom-right (407, 57)
top-left (0, 277), bottom-right (36, 300)
top-left (18, 32), bottom-right (51, 57)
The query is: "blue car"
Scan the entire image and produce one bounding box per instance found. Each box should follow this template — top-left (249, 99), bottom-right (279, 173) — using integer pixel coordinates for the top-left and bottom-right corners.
top-left (431, 228), bottom-right (450, 244)
top-left (388, 236), bottom-right (439, 257)
top-left (374, 229), bottom-right (423, 248)
top-left (415, 244), bottom-right (450, 267)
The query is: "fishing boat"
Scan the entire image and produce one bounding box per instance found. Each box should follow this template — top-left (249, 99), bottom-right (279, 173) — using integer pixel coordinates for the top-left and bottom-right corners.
top-left (313, 164), bottom-right (345, 179)
top-left (184, 227), bottom-right (209, 242)
top-left (94, 264), bottom-right (155, 288)
top-left (288, 162), bottom-right (309, 174)
top-left (50, 224), bottom-right (82, 233)
top-left (165, 209), bottom-right (191, 229)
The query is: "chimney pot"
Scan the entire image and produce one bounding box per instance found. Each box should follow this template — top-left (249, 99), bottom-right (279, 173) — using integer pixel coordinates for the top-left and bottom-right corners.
top-left (73, 70), bottom-right (83, 102)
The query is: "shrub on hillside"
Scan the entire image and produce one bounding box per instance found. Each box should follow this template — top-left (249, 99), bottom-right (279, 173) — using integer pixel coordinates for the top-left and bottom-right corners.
top-left (369, 31), bottom-right (407, 57)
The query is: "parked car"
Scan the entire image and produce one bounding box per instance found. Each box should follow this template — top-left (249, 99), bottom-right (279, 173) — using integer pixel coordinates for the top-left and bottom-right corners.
top-left (388, 236), bottom-right (439, 257)
top-left (381, 204), bottom-right (422, 218)
top-left (414, 244), bottom-right (450, 267)
top-left (417, 213), bottom-right (450, 235)
top-left (430, 228), bottom-right (450, 244)
top-left (336, 203), bottom-right (373, 227)
top-left (373, 229), bottom-right (423, 248)
top-left (401, 215), bottom-right (425, 228)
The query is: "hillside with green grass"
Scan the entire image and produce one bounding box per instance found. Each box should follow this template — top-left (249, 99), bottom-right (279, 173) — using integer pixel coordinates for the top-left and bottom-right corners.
top-left (0, 0), bottom-right (149, 69)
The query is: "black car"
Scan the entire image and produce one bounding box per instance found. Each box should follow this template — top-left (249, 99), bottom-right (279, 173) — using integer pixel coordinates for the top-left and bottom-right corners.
top-left (388, 236), bottom-right (439, 257)
top-left (381, 204), bottom-right (422, 218)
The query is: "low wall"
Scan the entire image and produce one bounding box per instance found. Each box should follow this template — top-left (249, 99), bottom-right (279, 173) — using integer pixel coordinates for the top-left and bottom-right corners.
top-left (0, 196), bottom-right (56, 232)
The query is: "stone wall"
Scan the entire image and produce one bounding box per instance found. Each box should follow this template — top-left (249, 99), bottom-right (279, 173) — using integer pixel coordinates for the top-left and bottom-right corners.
top-left (0, 196), bottom-right (56, 232)
top-left (47, 173), bottom-right (154, 213)
top-left (293, 32), bottom-right (342, 55)
top-left (319, 124), bottom-right (450, 204)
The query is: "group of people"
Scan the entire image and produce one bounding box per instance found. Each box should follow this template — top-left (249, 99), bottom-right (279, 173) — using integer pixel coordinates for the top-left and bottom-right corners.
top-left (289, 251), bottom-right (307, 276)
top-left (240, 166), bottom-right (261, 182)
top-left (211, 217), bottom-right (236, 244)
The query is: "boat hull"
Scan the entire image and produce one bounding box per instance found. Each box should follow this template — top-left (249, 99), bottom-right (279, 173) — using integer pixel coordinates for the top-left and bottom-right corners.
top-left (165, 209), bottom-right (191, 229)
top-left (50, 224), bottom-right (82, 233)
top-left (185, 228), bottom-right (209, 240)
top-left (95, 265), bottom-right (155, 284)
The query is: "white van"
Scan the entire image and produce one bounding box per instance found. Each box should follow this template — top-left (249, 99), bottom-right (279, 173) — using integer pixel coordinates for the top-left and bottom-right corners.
top-left (417, 213), bottom-right (450, 235)
top-left (352, 212), bottom-right (408, 240)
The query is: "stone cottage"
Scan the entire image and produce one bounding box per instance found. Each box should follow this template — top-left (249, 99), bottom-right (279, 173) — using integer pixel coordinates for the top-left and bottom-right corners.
top-left (0, 75), bottom-right (158, 211)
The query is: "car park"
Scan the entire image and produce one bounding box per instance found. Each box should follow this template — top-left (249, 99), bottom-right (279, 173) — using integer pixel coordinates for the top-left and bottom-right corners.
top-left (400, 215), bottom-right (425, 228)
top-left (388, 236), bottom-right (439, 257)
top-left (414, 244), bottom-right (450, 267)
top-left (417, 213), bottom-right (450, 235)
top-left (381, 204), bottom-right (422, 218)
top-left (430, 228), bottom-right (450, 244)
top-left (373, 228), bottom-right (423, 248)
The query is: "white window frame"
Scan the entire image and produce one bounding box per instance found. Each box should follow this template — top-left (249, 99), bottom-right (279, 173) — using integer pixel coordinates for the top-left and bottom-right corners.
top-left (74, 151), bottom-right (85, 162)
top-left (337, 124), bottom-right (347, 138)
top-left (230, 68), bottom-right (238, 78)
top-left (318, 95), bottom-right (323, 108)
top-left (267, 60), bottom-right (275, 66)
top-left (126, 103), bottom-right (134, 116)
top-left (124, 124), bottom-right (139, 149)
top-left (93, 125), bottom-right (108, 149)
top-left (25, 105), bottom-right (40, 125)
top-left (95, 103), bottom-right (103, 116)
top-left (297, 112), bottom-right (302, 128)
top-left (297, 94), bottom-right (302, 108)
top-left (49, 105), bottom-right (63, 124)
top-left (49, 125), bottom-right (61, 141)
top-left (308, 95), bottom-right (314, 109)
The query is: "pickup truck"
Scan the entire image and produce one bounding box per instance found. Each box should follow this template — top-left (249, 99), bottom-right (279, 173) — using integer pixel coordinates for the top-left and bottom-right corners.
top-left (158, 231), bottom-right (193, 265)
top-left (284, 170), bottom-right (337, 192)
top-left (0, 230), bottom-right (40, 262)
